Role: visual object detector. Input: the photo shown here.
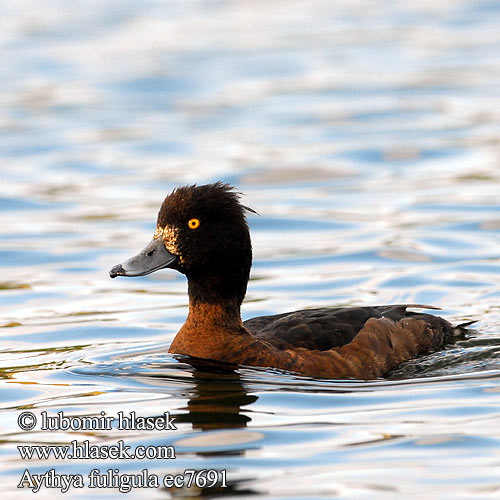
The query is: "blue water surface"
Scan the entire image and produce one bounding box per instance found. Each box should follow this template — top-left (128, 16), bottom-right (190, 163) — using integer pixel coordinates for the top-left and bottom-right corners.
top-left (1, 1), bottom-right (499, 499)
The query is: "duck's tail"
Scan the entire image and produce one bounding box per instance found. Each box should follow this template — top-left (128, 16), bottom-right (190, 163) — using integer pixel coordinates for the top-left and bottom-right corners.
top-left (451, 320), bottom-right (477, 338)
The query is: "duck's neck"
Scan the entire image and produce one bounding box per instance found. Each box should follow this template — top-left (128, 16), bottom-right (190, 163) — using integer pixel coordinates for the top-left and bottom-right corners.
top-left (168, 273), bottom-right (252, 359)
top-left (185, 300), bottom-right (242, 330)
top-left (185, 274), bottom-right (246, 328)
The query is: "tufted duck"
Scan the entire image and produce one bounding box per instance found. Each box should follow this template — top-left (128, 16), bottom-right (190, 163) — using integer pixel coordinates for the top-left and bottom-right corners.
top-left (110, 182), bottom-right (468, 379)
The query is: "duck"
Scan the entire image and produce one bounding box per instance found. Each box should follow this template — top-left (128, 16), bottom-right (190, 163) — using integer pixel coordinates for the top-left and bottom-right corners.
top-left (110, 182), bottom-right (467, 379)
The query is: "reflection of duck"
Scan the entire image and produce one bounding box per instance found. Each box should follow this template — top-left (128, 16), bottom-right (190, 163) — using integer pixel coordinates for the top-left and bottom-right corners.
top-left (151, 360), bottom-right (260, 497)
top-left (110, 182), bottom-right (468, 379)
top-left (173, 357), bottom-right (257, 430)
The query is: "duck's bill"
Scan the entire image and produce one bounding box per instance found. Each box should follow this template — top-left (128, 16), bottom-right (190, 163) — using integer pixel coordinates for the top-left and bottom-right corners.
top-left (109, 237), bottom-right (177, 278)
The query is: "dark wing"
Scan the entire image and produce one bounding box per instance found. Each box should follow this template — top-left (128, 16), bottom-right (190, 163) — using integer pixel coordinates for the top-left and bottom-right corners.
top-left (243, 304), bottom-right (454, 351)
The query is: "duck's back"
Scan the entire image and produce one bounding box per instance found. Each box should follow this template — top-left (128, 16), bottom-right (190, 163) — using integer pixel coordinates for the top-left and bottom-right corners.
top-left (244, 304), bottom-right (455, 351)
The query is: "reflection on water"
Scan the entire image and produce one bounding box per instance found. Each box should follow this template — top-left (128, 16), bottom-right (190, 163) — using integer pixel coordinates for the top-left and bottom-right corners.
top-left (1, 0), bottom-right (500, 498)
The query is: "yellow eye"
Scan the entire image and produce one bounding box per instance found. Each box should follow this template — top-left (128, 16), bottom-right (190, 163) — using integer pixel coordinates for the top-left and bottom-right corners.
top-left (188, 218), bottom-right (200, 230)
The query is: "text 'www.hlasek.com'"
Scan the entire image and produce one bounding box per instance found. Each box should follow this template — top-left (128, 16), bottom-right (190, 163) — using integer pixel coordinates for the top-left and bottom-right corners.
top-left (16, 410), bottom-right (227, 493)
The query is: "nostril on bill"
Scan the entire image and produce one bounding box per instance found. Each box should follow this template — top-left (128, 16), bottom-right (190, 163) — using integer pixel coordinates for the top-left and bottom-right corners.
top-left (147, 249), bottom-right (156, 257)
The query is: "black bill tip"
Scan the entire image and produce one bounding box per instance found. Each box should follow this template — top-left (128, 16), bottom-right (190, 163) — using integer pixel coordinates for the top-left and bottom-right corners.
top-left (109, 264), bottom-right (124, 278)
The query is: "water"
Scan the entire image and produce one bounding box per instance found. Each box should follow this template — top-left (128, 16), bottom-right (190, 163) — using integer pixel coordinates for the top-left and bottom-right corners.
top-left (1, 0), bottom-right (500, 498)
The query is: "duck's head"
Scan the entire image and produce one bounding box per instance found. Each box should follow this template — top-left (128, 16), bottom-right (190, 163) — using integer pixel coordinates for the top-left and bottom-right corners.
top-left (110, 182), bottom-right (254, 305)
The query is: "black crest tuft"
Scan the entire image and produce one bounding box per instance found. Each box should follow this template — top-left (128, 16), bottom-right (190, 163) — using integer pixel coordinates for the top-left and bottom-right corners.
top-left (157, 182), bottom-right (255, 228)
